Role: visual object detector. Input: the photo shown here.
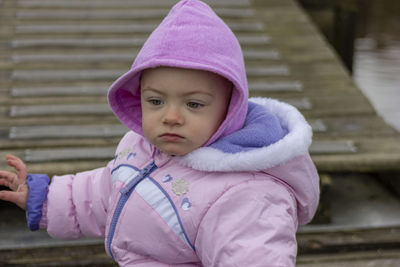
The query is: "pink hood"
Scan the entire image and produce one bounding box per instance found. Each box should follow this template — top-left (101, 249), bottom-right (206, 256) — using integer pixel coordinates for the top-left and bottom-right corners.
top-left (108, 0), bottom-right (248, 145)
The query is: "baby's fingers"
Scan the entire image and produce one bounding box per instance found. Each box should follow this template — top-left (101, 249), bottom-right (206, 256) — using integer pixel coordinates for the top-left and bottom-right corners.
top-left (0, 170), bottom-right (18, 190)
top-left (6, 154), bottom-right (27, 181)
top-left (0, 190), bottom-right (27, 209)
top-left (0, 177), bottom-right (11, 188)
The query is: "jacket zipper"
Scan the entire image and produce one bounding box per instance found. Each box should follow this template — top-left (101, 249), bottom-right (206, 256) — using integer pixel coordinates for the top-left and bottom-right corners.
top-left (107, 161), bottom-right (158, 259)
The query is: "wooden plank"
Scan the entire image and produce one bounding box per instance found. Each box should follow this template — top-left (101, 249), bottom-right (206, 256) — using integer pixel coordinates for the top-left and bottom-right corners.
top-left (10, 82), bottom-right (302, 100)
top-left (0, 137), bottom-right (122, 151)
top-left (11, 86), bottom-right (109, 97)
top-left (16, 9), bottom-right (170, 20)
top-left (297, 226), bottom-right (400, 254)
top-left (10, 104), bottom-right (112, 117)
top-left (14, 22), bottom-right (263, 34)
top-left (15, 24), bottom-right (159, 34)
top-left (17, 0), bottom-right (251, 8)
top-left (9, 124), bottom-right (128, 139)
top-left (309, 119), bottom-right (327, 132)
top-left (9, 35), bottom-right (270, 48)
top-left (297, 250), bottom-right (400, 267)
top-left (250, 81), bottom-right (302, 92)
top-left (24, 147), bottom-right (115, 162)
top-left (0, 116), bottom-right (119, 129)
top-left (11, 70), bottom-right (125, 81)
top-left (0, 95), bottom-right (109, 106)
top-left (11, 66), bottom-right (290, 81)
top-left (213, 8), bottom-right (256, 18)
top-left (9, 50), bottom-right (277, 65)
top-left (238, 35), bottom-right (270, 45)
top-left (248, 67), bottom-right (293, 76)
top-left (310, 140), bottom-right (357, 154)
top-left (0, 243), bottom-right (116, 266)
top-left (311, 137), bottom-right (400, 172)
top-left (243, 50), bottom-right (280, 59)
top-left (17, 0), bottom-right (178, 7)
top-left (11, 50), bottom-right (280, 63)
top-left (9, 38), bottom-right (148, 48)
top-left (247, 65), bottom-right (290, 76)
top-left (11, 53), bottom-right (135, 63)
top-left (10, 79), bottom-right (299, 98)
top-left (16, 8), bottom-right (255, 20)
top-left (270, 95), bottom-right (375, 117)
top-left (282, 98), bottom-right (312, 110)
top-left (310, 116), bottom-right (398, 137)
top-left (23, 148), bottom-right (113, 163)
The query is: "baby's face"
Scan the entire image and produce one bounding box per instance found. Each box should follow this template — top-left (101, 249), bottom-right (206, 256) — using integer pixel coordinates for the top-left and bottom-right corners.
top-left (140, 67), bottom-right (232, 156)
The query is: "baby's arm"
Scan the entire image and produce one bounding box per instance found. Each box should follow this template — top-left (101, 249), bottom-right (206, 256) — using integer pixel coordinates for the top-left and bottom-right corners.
top-left (44, 165), bottom-right (112, 239)
top-left (0, 155), bottom-right (29, 209)
top-left (0, 154), bottom-right (113, 239)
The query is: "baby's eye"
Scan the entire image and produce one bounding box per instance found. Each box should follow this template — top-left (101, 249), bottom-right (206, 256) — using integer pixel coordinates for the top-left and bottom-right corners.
top-left (187, 102), bottom-right (203, 109)
top-left (148, 99), bottom-right (163, 106)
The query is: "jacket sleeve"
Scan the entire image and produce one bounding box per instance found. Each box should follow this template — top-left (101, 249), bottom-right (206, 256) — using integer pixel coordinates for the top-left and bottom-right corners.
top-left (195, 179), bottom-right (298, 267)
top-left (40, 160), bottom-right (114, 240)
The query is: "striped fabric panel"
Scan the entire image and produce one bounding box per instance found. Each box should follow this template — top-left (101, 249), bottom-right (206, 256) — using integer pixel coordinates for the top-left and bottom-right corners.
top-left (135, 178), bottom-right (194, 250)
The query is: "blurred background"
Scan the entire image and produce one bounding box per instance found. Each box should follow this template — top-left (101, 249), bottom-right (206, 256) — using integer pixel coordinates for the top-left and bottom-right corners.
top-left (299, 0), bottom-right (400, 131)
top-left (0, 0), bottom-right (399, 265)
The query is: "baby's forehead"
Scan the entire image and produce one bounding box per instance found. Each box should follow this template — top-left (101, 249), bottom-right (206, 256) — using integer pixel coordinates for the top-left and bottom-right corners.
top-left (140, 67), bottom-right (232, 93)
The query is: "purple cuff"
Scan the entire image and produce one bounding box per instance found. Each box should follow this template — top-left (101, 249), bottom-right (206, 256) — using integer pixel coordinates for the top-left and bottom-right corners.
top-left (26, 174), bottom-right (50, 231)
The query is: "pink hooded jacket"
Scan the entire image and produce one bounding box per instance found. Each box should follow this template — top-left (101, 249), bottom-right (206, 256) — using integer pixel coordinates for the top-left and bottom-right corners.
top-left (26, 1), bottom-right (319, 266)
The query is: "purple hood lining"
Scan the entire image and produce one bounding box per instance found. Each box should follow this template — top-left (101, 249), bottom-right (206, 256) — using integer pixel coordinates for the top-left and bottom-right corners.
top-left (210, 101), bottom-right (287, 153)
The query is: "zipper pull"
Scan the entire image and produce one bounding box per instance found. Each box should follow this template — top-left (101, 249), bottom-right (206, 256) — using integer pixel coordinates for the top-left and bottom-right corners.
top-left (120, 162), bottom-right (156, 194)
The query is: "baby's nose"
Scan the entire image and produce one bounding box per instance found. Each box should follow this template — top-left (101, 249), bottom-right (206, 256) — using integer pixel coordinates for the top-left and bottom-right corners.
top-left (162, 106), bottom-right (184, 125)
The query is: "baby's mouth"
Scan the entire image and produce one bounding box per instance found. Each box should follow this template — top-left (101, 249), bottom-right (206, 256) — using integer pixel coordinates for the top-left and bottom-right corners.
top-left (159, 133), bottom-right (184, 142)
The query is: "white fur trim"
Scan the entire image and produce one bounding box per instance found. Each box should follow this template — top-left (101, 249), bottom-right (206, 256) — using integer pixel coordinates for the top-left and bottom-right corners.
top-left (177, 98), bottom-right (313, 172)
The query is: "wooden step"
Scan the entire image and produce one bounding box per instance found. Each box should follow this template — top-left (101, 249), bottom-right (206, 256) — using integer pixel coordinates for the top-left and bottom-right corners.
top-left (17, 0), bottom-right (252, 8)
top-left (9, 124), bottom-right (128, 139)
top-left (15, 8), bottom-right (256, 20)
top-left (10, 50), bottom-right (280, 63)
top-left (10, 68), bottom-right (294, 81)
top-left (14, 22), bottom-right (264, 34)
top-left (9, 35), bottom-right (270, 48)
top-left (10, 104), bottom-right (112, 117)
top-left (10, 80), bottom-right (300, 98)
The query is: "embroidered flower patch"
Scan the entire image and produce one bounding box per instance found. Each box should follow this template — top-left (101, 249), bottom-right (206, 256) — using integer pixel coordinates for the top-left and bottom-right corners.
top-left (171, 178), bottom-right (189, 196)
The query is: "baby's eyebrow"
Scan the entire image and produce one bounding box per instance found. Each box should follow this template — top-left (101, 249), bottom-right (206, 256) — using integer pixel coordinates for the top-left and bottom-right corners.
top-left (141, 87), bottom-right (165, 95)
top-left (182, 90), bottom-right (214, 97)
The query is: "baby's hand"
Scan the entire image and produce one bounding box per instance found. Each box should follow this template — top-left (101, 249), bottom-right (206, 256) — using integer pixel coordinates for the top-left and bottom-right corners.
top-left (0, 154), bottom-right (28, 210)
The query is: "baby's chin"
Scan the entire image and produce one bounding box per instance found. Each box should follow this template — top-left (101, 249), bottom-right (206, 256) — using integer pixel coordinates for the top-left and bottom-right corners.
top-left (159, 146), bottom-right (195, 157)
top-left (161, 150), bottom-right (185, 157)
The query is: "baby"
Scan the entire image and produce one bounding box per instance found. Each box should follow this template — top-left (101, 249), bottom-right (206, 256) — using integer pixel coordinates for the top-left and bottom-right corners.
top-left (0, 0), bottom-right (319, 266)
